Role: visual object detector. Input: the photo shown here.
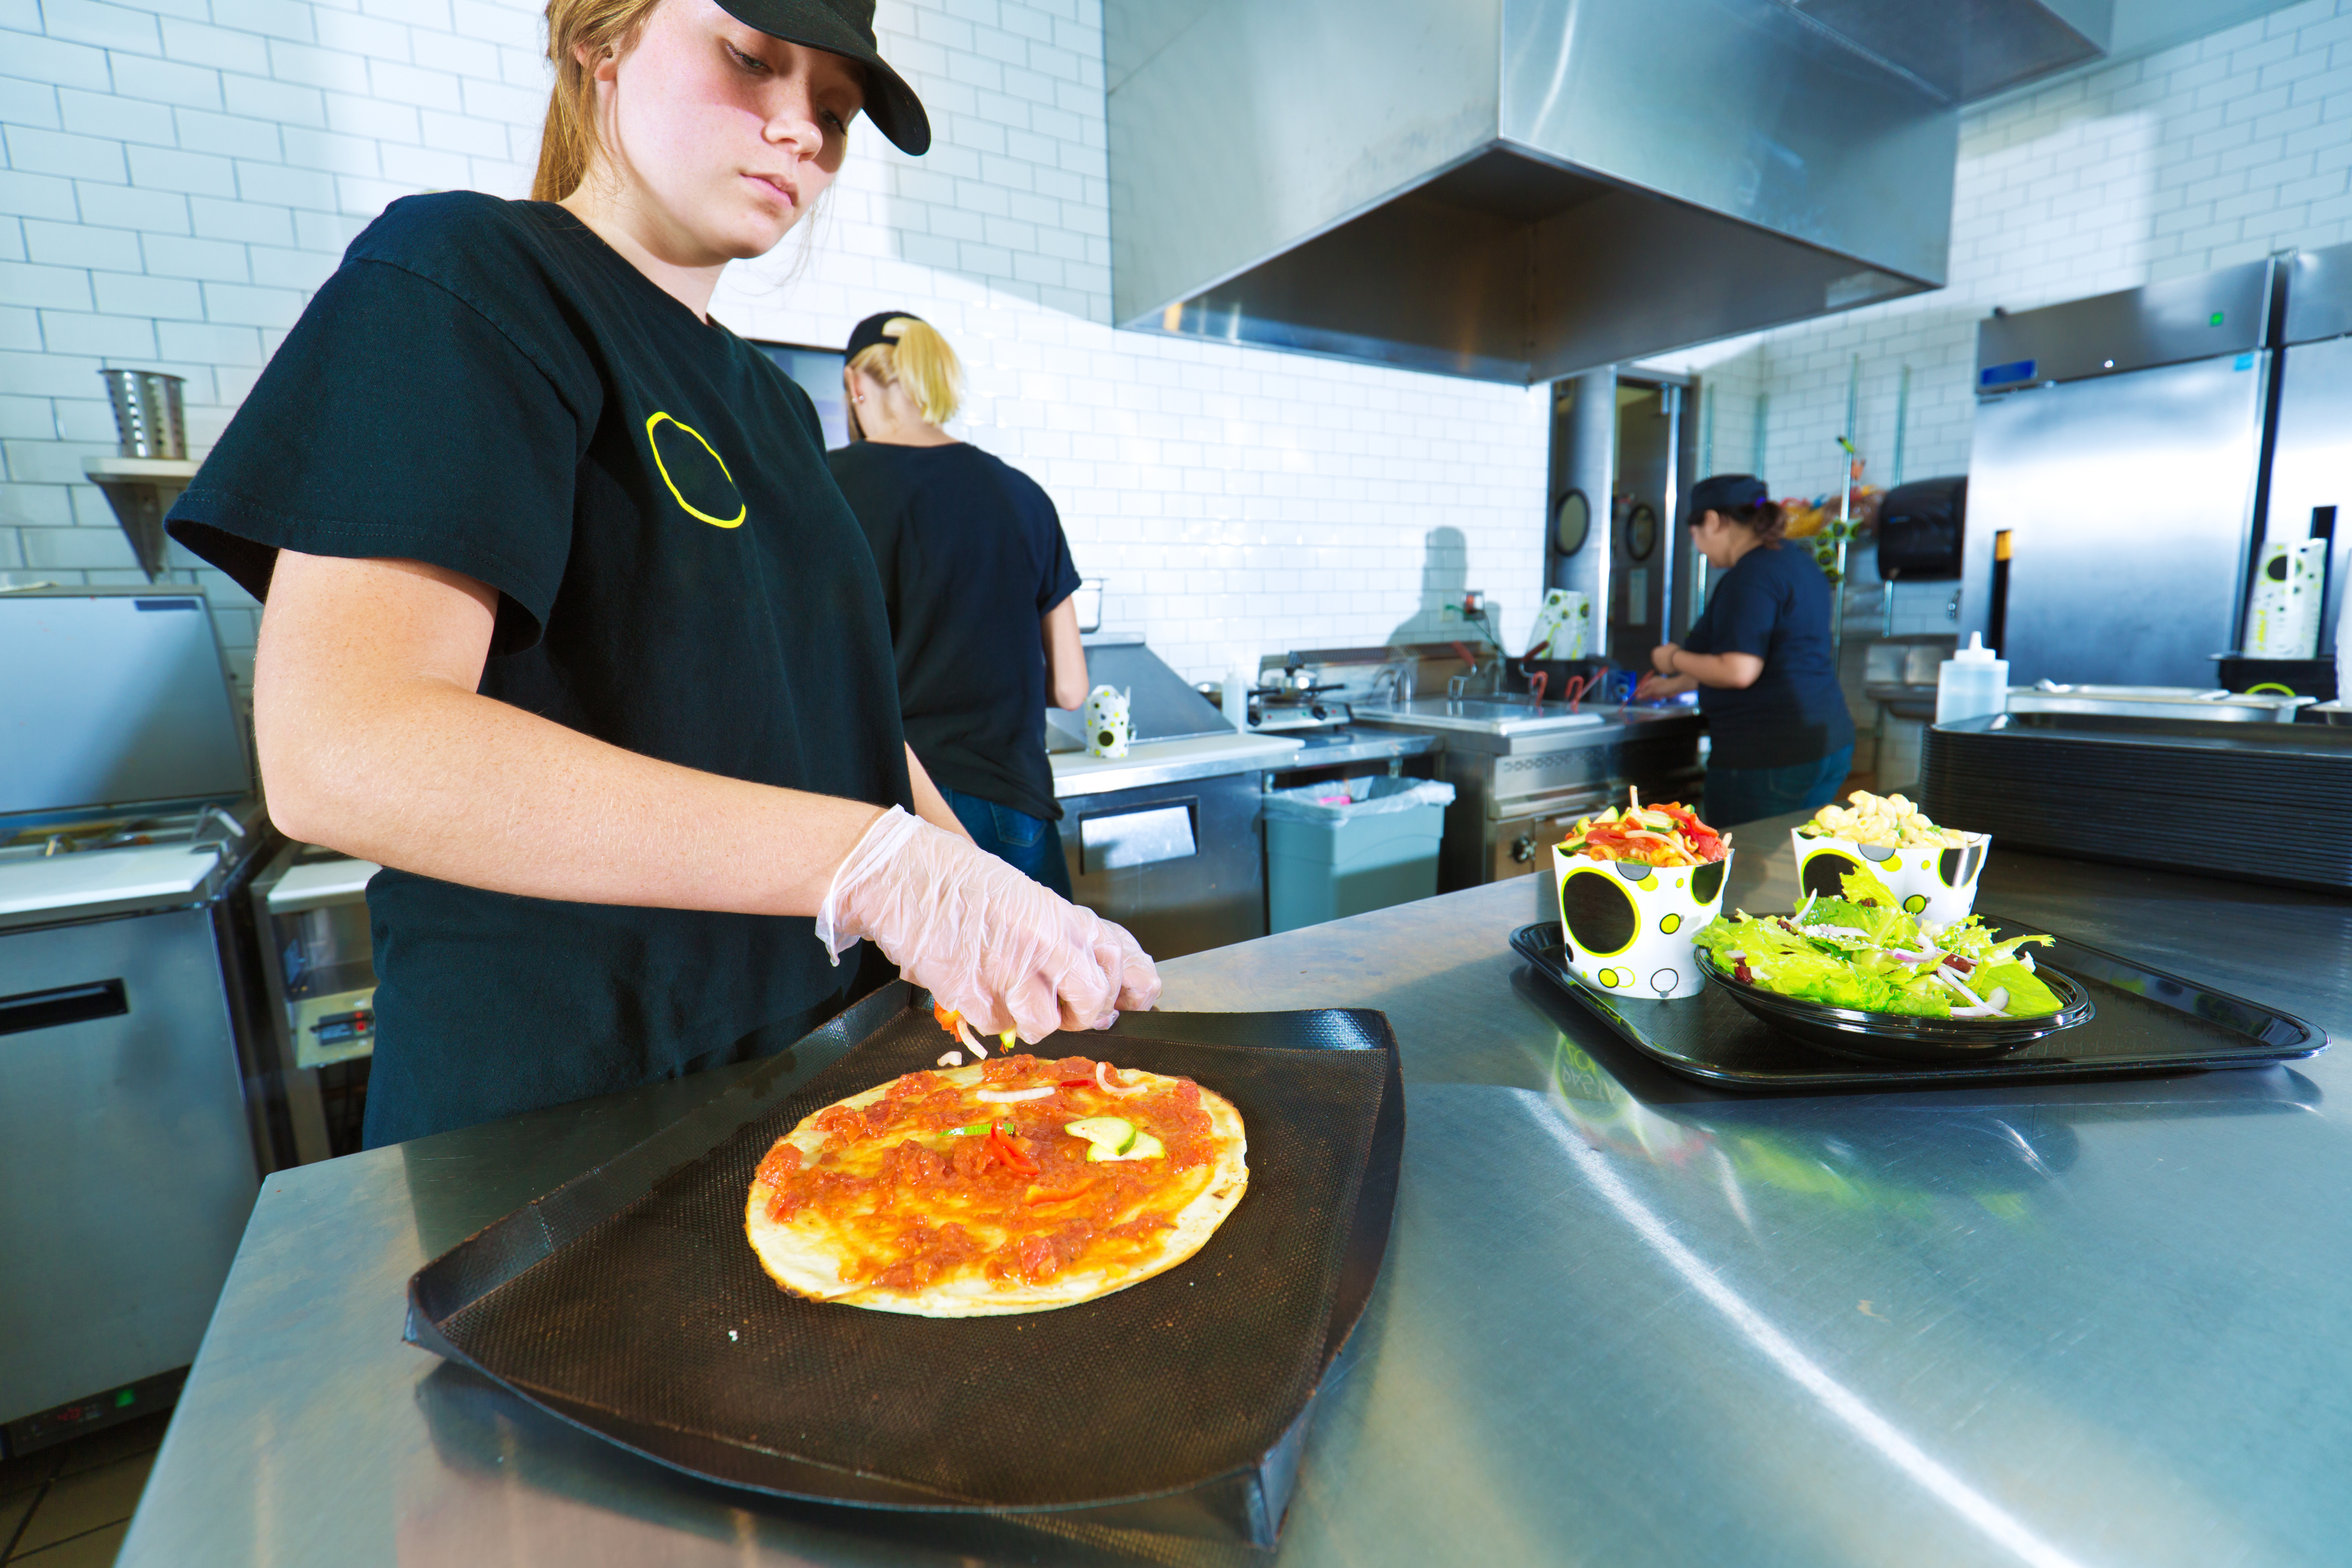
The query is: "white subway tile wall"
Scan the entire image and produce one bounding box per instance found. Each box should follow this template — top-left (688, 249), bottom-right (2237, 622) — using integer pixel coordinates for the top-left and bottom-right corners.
top-left (1704, 0), bottom-right (2352, 638)
top-left (0, 0), bottom-right (1550, 698)
top-left (8, 1), bottom-right (2351, 690)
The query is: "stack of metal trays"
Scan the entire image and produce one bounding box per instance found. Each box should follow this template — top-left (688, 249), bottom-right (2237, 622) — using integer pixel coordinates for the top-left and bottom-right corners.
top-left (1922, 711), bottom-right (2352, 892)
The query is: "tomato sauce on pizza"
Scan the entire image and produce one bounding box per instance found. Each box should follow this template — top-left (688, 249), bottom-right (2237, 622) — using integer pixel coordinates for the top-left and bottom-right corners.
top-left (745, 1052), bottom-right (1248, 1316)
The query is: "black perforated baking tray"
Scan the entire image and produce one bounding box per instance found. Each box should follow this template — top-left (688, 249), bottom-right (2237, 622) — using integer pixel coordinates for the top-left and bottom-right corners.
top-left (1512, 920), bottom-right (2324, 1090)
top-left (404, 985), bottom-right (1403, 1548)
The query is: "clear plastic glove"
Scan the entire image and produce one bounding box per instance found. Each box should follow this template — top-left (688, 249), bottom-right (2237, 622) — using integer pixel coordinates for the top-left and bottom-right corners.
top-left (815, 807), bottom-right (1161, 1041)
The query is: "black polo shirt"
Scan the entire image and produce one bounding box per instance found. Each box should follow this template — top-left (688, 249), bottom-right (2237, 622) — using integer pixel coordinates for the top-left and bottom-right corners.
top-left (1681, 541), bottom-right (1857, 770)
top-left (168, 192), bottom-right (911, 1146)
top-left (826, 441), bottom-right (1081, 822)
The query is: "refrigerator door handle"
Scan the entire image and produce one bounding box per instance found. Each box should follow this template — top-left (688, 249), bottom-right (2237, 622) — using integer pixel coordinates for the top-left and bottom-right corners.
top-left (0, 979), bottom-right (129, 1037)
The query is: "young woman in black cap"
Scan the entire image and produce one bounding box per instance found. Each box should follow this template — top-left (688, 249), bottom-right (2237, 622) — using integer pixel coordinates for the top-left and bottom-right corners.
top-left (827, 312), bottom-right (1088, 894)
top-left (1639, 474), bottom-right (1856, 826)
top-left (165, 0), bottom-right (1157, 1148)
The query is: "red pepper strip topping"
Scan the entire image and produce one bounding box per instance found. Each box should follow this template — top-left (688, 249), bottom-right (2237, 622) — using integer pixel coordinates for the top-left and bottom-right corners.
top-left (987, 1122), bottom-right (1039, 1175)
top-left (933, 1001), bottom-right (961, 1036)
top-left (1024, 1178), bottom-right (1096, 1206)
top-left (1058, 1079), bottom-right (1095, 1088)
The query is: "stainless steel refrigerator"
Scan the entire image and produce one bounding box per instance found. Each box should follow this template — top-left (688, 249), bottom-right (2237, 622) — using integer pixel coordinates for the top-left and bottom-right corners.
top-left (0, 588), bottom-right (272, 1456)
top-left (1959, 260), bottom-right (2278, 687)
top-left (2270, 241), bottom-right (2352, 662)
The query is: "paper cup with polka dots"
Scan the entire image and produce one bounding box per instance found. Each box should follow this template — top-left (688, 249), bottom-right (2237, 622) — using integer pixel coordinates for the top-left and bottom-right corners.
top-left (1789, 828), bottom-right (1989, 931)
top-left (1552, 845), bottom-right (1733, 1001)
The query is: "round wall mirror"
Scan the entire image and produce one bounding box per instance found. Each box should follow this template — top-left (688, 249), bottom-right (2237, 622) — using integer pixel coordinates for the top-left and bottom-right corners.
top-left (1553, 489), bottom-right (1591, 556)
top-left (1625, 501), bottom-right (1659, 562)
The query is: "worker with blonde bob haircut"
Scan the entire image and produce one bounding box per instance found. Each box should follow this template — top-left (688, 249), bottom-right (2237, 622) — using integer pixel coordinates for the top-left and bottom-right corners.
top-left (163, 0), bottom-right (1158, 1147)
top-left (829, 312), bottom-right (1092, 894)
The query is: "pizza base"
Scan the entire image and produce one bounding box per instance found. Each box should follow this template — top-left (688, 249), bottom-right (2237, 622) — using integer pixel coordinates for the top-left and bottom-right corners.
top-left (744, 1063), bottom-right (1248, 1317)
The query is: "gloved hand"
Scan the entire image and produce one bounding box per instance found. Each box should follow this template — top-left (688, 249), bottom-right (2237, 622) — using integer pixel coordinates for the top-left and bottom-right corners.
top-left (815, 807), bottom-right (1161, 1041)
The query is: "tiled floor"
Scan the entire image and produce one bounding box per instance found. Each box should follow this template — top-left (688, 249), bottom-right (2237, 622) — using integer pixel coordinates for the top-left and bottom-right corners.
top-left (0, 1413), bottom-right (170, 1567)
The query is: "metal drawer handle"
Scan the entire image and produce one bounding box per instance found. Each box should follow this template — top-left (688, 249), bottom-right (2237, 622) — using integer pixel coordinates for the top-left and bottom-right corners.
top-left (0, 979), bottom-right (129, 1037)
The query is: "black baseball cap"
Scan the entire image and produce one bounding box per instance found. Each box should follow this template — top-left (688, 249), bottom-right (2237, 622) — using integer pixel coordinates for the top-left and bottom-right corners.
top-left (845, 309), bottom-right (924, 358)
top-left (715, 0), bottom-right (930, 155)
top-left (1690, 474), bottom-right (1771, 517)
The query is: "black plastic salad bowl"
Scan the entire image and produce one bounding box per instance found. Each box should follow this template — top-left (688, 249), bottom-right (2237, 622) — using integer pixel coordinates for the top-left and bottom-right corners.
top-left (1695, 946), bottom-right (2095, 1064)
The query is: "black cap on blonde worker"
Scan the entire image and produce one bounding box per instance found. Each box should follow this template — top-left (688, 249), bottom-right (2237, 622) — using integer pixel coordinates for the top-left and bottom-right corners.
top-left (846, 310), bottom-right (926, 359)
top-left (715, 0), bottom-right (930, 155)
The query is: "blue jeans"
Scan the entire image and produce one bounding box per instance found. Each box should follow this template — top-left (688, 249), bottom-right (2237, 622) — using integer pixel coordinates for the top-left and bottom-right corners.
top-left (941, 786), bottom-right (1072, 897)
top-left (1703, 745), bottom-right (1854, 828)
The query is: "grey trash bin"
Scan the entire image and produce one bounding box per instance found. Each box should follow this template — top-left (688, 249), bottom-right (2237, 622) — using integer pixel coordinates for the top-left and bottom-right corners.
top-left (1263, 776), bottom-right (1456, 932)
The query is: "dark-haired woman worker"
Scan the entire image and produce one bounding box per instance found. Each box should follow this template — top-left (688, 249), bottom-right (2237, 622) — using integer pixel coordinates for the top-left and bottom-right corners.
top-left (1637, 474), bottom-right (1855, 826)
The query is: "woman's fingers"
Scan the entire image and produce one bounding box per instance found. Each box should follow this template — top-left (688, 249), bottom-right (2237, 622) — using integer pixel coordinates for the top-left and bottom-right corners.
top-left (1096, 918), bottom-right (1161, 1013)
top-left (830, 810), bottom-right (1164, 1045)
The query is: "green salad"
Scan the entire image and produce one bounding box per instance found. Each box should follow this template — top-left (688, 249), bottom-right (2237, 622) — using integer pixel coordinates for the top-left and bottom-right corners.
top-left (1693, 867), bottom-right (2061, 1019)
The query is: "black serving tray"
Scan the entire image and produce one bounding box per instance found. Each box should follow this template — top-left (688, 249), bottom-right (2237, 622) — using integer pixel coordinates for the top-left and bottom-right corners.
top-left (1512, 919), bottom-right (2325, 1090)
top-left (404, 983), bottom-right (1403, 1550)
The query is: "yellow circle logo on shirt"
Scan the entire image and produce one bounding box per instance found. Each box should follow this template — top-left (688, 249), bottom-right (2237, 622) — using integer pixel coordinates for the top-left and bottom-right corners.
top-left (645, 412), bottom-right (747, 529)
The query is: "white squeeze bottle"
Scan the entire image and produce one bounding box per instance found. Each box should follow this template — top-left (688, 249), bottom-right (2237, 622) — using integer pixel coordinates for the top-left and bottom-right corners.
top-left (1935, 632), bottom-right (2009, 725)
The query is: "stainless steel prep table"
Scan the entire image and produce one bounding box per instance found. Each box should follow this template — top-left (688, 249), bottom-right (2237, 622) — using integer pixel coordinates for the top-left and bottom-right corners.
top-left (123, 821), bottom-right (2352, 1567)
top-left (1355, 699), bottom-right (1707, 888)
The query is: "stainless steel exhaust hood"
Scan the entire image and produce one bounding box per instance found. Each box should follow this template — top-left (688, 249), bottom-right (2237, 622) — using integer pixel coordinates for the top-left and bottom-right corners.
top-left (1107, 0), bottom-right (2109, 384)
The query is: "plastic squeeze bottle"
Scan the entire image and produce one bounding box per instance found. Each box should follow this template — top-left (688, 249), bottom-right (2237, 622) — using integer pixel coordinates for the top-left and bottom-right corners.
top-left (1935, 632), bottom-right (2009, 725)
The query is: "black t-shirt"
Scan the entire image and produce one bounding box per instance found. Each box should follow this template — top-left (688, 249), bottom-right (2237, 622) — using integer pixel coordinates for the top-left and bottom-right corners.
top-left (826, 442), bottom-right (1081, 822)
top-left (1680, 542), bottom-right (1857, 770)
top-left (167, 192), bottom-right (911, 1146)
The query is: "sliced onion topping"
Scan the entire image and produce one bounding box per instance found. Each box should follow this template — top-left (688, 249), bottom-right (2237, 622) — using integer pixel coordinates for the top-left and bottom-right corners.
top-left (976, 1085), bottom-right (1055, 1103)
top-left (955, 1017), bottom-right (987, 1056)
top-left (1950, 987), bottom-right (2011, 1019)
top-left (1096, 1060), bottom-right (1147, 1096)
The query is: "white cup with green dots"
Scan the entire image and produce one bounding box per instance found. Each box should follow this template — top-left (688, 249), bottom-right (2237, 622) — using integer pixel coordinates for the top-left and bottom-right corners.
top-left (1789, 828), bottom-right (1989, 932)
top-left (1553, 845), bottom-right (1733, 1000)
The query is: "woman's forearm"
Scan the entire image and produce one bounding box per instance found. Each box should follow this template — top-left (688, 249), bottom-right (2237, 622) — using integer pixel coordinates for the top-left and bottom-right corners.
top-left (267, 676), bottom-right (887, 916)
top-left (256, 551), bottom-right (887, 918)
top-left (1673, 649), bottom-right (1763, 689)
top-left (904, 745), bottom-right (972, 840)
top-left (1043, 596), bottom-right (1088, 710)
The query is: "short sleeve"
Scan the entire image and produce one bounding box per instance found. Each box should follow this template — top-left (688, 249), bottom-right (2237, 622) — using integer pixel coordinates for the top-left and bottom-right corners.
top-left (1039, 517), bottom-right (1081, 613)
top-left (168, 258), bottom-right (585, 653)
top-left (1018, 477), bottom-right (1079, 613)
top-left (1693, 557), bottom-right (1782, 659)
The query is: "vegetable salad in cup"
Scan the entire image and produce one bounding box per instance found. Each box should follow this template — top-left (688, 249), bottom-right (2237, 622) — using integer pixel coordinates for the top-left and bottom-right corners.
top-left (1559, 789), bottom-right (1729, 868)
top-left (1554, 791), bottom-right (1732, 1002)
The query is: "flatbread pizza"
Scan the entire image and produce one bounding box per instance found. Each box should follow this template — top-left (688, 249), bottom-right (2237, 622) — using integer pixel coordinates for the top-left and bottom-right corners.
top-left (745, 1052), bottom-right (1247, 1316)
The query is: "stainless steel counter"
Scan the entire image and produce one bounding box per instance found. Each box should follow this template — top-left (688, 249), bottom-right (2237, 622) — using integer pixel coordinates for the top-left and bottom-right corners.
top-left (123, 818), bottom-right (2352, 1567)
top-left (1354, 696), bottom-right (1703, 755)
top-left (1354, 699), bottom-right (1706, 889)
top-left (1049, 730), bottom-right (1303, 797)
top-left (1263, 727), bottom-right (1437, 774)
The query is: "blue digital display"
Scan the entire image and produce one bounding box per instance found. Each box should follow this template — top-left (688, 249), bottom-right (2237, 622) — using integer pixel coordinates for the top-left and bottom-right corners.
top-left (1979, 359), bottom-right (2036, 388)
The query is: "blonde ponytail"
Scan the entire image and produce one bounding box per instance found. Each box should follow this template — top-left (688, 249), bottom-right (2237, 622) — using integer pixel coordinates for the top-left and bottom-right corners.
top-left (850, 318), bottom-right (963, 425)
top-left (532, 0), bottom-right (664, 204)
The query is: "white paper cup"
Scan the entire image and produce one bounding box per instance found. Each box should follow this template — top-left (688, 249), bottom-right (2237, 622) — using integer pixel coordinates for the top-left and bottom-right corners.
top-left (1789, 828), bottom-right (1989, 929)
top-left (1552, 845), bottom-right (1733, 1000)
top-left (1083, 684), bottom-right (1131, 759)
